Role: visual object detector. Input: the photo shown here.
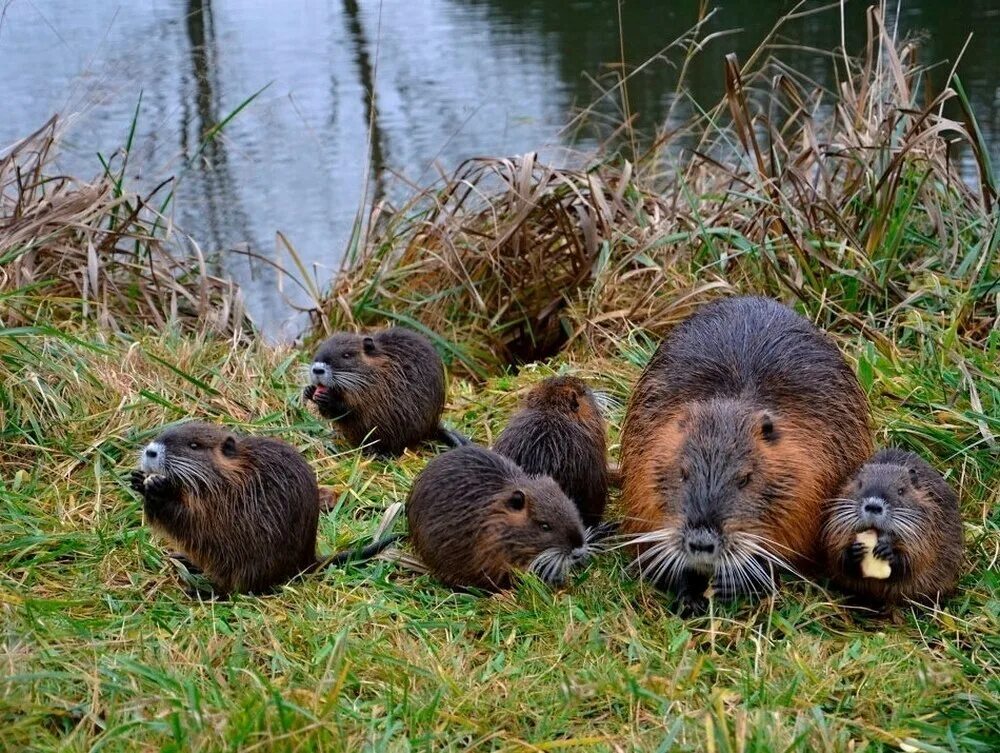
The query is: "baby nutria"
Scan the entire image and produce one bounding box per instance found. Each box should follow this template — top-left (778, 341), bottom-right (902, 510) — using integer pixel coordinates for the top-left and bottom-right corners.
top-left (130, 422), bottom-right (396, 596)
top-left (619, 296), bottom-right (872, 612)
top-left (821, 447), bottom-right (963, 607)
top-left (304, 327), bottom-right (467, 456)
top-left (406, 445), bottom-right (589, 591)
top-left (494, 376), bottom-right (609, 528)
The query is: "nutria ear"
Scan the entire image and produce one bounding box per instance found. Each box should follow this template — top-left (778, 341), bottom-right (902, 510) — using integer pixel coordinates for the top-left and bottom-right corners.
top-left (759, 412), bottom-right (777, 442)
top-left (569, 392), bottom-right (580, 413)
top-left (362, 336), bottom-right (376, 354)
top-left (908, 467), bottom-right (919, 487)
top-left (222, 436), bottom-right (237, 457)
top-left (507, 490), bottom-right (526, 511)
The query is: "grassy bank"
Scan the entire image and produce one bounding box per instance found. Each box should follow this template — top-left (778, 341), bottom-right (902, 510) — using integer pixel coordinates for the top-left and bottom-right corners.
top-left (1, 326), bottom-right (997, 751)
top-left (2, 7), bottom-right (999, 752)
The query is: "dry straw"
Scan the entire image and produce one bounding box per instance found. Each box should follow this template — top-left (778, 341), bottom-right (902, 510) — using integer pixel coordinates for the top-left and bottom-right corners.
top-left (0, 117), bottom-right (248, 336)
top-left (322, 5), bottom-right (997, 377)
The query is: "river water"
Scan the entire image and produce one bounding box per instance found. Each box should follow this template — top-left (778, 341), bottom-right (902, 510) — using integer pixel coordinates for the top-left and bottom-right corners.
top-left (2, 0), bottom-right (997, 338)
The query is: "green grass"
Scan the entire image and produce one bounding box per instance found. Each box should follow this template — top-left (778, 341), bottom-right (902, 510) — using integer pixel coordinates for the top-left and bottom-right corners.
top-left (2, 6), bottom-right (999, 750)
top-left (1, 321), bottom-right (997, 752)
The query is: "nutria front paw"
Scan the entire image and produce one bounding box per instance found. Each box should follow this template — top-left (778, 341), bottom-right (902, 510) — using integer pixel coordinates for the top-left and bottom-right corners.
top-left (675, 572), bottom-right (711, 616)
top-left (141, 474), bottom-right (175, 505)
top-left (303, 384), bottom-right (317, 402)
top-left (129, 470), bottom-right (147, 494)
top-left (872, 538), bottom-right (909, 577)
top-left (678, 591), bottom-right (709, 617)
top-left (312, 388), bottom-right (348, 419)
top-left (167, 551), bottom-right (202, 574)
top-left (872, 538), bottom-right (893, 561)
top-left (842, 541), bottom-right (868, 576)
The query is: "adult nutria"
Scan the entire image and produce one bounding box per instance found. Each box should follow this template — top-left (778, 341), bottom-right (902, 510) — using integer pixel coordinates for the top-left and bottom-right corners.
top-left (406, 445), bottom-right (589, 591)
top-left (821, 447), bottom-right (963, 607)
top-left (304, 327), bottom-right (468, 456)
top-left (494, 376), bottom-right (609, 527)
top-left (130, 421), bottom-right (396, 596)
top-left (619, 296), bottom-right (872, 612)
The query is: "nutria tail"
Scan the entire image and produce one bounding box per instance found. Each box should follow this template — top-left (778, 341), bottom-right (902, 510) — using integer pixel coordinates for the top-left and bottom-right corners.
top-left (310, 533), bottom-right (404, 570)
top-left (437, 425), bottom-right (472, 447)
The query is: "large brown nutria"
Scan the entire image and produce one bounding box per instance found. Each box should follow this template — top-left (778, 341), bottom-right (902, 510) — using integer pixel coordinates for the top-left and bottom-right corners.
top-left (130, 422), bottom-right (396, 596)
top-left (619, 296), bottom-right (872, 612)
top-left (303, 327), bottom-right (468, 456)
top-left (821, 447), bottom-right (963, 607)
top-left (406, 445), bottom-right (590, 591)
top-left (494, 376), bottom-right (609, 528)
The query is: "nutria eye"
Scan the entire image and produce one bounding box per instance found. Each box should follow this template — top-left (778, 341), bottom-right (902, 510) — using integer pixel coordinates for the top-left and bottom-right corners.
top-left (738, 473), bottom-right (751, 489)
top-left (897, 487), bottom-right (905, 496)
top-left (341, 351), bottom-right (354, 359)
top-left (188, 442), bottom-right (200, 450)
top-left (539, 522), bottom-right (551, 532)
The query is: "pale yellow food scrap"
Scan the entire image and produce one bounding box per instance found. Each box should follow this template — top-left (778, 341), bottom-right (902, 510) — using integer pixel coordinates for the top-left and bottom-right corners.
top-left (856, 529), bottom-right (891, 579)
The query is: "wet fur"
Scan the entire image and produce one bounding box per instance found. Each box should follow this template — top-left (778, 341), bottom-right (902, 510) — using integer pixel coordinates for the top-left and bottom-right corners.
top-left (821, 448), bottom-right (963, 606)
top-left (132, 422), bottom-right (319, 595)
top-left (619, 296), bottom-right (873, 606)
top-left (494, 376), bottom-right (609, 527)
top-left (406, 445), bottom-right (586, 591)
top-left (306, 327), bottom-right (455, 456)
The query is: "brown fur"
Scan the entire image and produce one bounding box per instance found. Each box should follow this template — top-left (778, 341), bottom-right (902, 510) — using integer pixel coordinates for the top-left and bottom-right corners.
top-left (132, 422), bottom-right (319, 595)
top-left (619, 296), bottom-right (872, 608)
top-left (406, 445), bottom-right (587, 591)
top-left (821, 447), bottom-right (963, 607)
top-left (305, 327), bottom-right (464, 456)
top-left (494, 376), bottom-right (610, 527)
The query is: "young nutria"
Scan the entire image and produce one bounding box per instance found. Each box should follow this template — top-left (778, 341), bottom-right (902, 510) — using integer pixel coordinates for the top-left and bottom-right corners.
top-left (821, 448), bottom-right (963, 607)
top-left (304, 327), bottom-right (468, 456)
top-left (494, 376), bottom-right (609, 527)
top-left (406, 445), bottom-right (590, 591)
top-left (130, 422), bottom-right (396, 596)
top-left (619, 296), bottom-right (872, 612)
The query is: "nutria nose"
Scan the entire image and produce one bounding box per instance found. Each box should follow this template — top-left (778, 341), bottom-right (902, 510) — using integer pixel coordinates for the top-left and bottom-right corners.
top-left (685, 529), bottom-right (717, 556)
top-left (863, 500), bottom-right (884, 516)
top-left (145, 448), bottom-right (158, 459)
top-left (312, 365), bottom-right (326, 376)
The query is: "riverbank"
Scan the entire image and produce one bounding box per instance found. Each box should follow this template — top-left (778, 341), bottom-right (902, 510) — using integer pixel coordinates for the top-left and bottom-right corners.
top-left (2, 311), bottom-right (997, 751)
top-left (2, 12), bottom-right (998, 752)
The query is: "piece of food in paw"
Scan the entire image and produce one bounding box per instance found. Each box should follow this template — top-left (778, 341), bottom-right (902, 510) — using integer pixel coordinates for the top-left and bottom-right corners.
top-left (313, 385), bottom-right (330, 399)
top-left (856, 529), bottom-right (891, 579)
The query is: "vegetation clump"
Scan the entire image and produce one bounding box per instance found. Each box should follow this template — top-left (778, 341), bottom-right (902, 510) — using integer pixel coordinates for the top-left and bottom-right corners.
top-left (324, 9), bottom-right (997, 379)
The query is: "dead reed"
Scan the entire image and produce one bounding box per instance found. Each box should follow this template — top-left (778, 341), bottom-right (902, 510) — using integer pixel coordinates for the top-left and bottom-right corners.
top-left (322, 5), bottom-right (998, 376)
top-left (0, 117), bottom-right (248, 336)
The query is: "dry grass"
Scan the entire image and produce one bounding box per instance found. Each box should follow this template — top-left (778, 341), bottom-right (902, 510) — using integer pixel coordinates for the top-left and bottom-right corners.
top-left (323, 5), bottom-right (997, 377)
top-left (1, 4), bottom-right (998, 751)
top-left (0, 116), bottom-right (248, 336)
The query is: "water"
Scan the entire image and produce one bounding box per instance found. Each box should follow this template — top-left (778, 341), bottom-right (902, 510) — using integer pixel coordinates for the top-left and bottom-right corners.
top-left (2, 0), bottom-right (998, 338)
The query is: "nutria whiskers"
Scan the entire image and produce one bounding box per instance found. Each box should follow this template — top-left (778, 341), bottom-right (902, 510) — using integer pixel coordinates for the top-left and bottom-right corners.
top-left (619, 296), bottom-right (873, 613)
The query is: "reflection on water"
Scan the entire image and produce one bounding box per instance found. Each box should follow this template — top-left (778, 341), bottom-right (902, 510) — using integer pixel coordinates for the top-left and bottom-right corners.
top-left (1, 0), bottom-right (997, 338)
